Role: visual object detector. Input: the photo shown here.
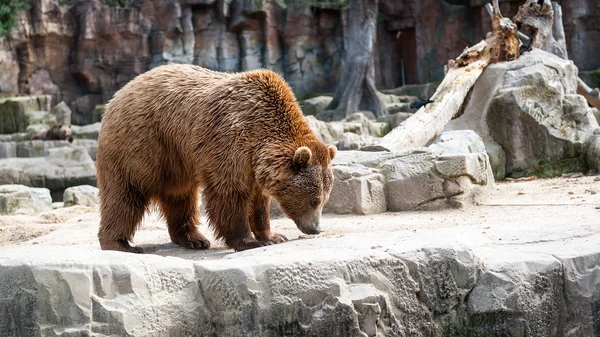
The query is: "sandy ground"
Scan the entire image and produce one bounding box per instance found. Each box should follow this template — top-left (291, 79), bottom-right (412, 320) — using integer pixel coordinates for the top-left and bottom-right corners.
top-left (1, 175), bottom-right (599, 260)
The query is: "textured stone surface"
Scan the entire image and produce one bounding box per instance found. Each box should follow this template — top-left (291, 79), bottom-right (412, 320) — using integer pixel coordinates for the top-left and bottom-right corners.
top-left (1, 214), bottom-right (600, 337)
top-left (0, 184), bottom-right (52, 215)
top-left (63, 185), bottom-right (99, 207)
top-left (330, 130), bottom-right (494, 213)
top-left (71, 123), bottom-right (101, 140)
top-left (324, 165), bottom-right (387, 215)
top-left (4, 0), bottom-right (597, 122)
top-left (49, 101), bottom-right (72, 125)
top-left (305, 113), bottom-right (390, 146)
top-left (300, 96), bottom-right (332, 116)
top-left (0, 140), bottom-right (98, 161)
top-left (0, 147), bottom-right (96, 199)
top-left (0, 95), bottom-right (52, 134)
top-left (447, 50), bottom-right (599, 177)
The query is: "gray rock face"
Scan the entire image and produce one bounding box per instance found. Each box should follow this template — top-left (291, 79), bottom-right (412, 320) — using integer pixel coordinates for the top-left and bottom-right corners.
top-left (0, 184), bottom-right (52, 215)
top-left (0, 140), bottom-right (98, 161)
top-left (336, 133), bottom-right (379, 151)
top-left (446, 49), bottom-right (599, 178)
top-left (63, 185), bottom-right (99, 207)
top-left (300, 96), bottom-right (333, 116)
top-left (2, 229), bottom-right (600, 337)
top-left (305, 113), bottom-right (390, 146)
top-left (49, 101), bottom-right (72, 125)
top-left (326, 130), bottom-right (494, 213)
top-left (0, 147), bottom-right (96, 200)
top-left (587, 134), bottom-right (600, 170)
top-left (71, 123), bottom-right (101, 140)
top-left (325, 165), bottom-right (387, 215)
top-left (0, 95), bottom-right (52, 134)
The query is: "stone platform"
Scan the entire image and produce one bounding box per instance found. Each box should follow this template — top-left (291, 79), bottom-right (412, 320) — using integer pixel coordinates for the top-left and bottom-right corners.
top-left (1, 176), bottom-right (599, 336)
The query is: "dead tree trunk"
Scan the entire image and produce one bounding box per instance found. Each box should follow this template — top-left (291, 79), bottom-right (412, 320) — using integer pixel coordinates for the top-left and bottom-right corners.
top-left (578, 78), bottom-right (600, 111)
top-left (368, 0), bottom-right (519, 152)
top-left (513, 0), bottom-right (554, 53)
top-left (542, 2), bottom-right (568, 59)
top-left (322, 0), bottom-right (386, 121)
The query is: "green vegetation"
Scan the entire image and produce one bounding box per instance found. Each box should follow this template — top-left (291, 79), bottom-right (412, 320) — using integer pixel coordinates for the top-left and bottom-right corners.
top-left (524, 156), bottom-right (588, 178)
top-left (0, 0), bottom-right (29, 37)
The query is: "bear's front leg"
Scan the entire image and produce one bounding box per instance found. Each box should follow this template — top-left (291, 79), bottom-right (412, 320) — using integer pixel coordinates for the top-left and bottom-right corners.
top-left (204, 186), bottom-right (276, 251)
top-left (250, 193), bottom-right (288, 244)
top-left (159, 192), bottom-right (211, 250)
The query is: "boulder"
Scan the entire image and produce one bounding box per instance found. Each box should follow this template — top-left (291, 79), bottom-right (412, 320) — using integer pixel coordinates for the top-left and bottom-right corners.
top-left (63, 185), bottom-right (99, 207)
top-left (377, 112), bottom-right (413, 130)
top-left (71, 123), bottom-right (101, 140)
top-left (381, 151), bottom-right (492, 211)
top-left (467, 249), bottom-right (565, 337)
top-left (0, 184), bottom-right (52, 215)
top-left (0, 95), bottom-right (52, 134)
top-left (329, 130), bottom-right (494, 213)
top-left (0, 140), bottom-right (98, 161)
top-left (324, 165), bottom-right (387, 215)
top-left (0, 147), bottom-right (96, 200)
top-left (586, 134), bottom-right (600, 170)
top-left (446, 49), bottom-right (599, 177)
top-left (484, 141), bottom-right (507, 181)
top-left (342, 112), bottom-right (390, 137)
top-left (300, 96), bottom-right (332, 116)
top-left (91, 104), bottom-right (105, 124)
top-left (49, 101), bottom-right (72, 125)
top-left (305, 116), bottom-right (338, 144)
top-left (336, 132), bottom-right (378, 151)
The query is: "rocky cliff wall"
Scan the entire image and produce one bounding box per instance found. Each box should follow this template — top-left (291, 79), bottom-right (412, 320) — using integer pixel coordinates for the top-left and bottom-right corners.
top-left (0, 0), bottom-right (598, 124)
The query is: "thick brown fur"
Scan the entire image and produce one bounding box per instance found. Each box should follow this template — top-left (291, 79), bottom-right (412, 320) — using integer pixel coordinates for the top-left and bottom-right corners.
top-left (30, 124), bottom-right (73, 143)
top-left (97, 64), bottom-right (337, 253)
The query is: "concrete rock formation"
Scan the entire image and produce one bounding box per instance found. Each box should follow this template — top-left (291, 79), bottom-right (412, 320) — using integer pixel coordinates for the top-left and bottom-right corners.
top-left (0, 147), bottom-right (96, 200)
top-left (63, 185), bottom-right (99, 207)
top-left (446, 49), bottom-right (599, 178)
top-left (325, 130), bottom-right (494, 214)
top-left (2, 0), bottom-right (598, 123)
top-left (2, 220), bottom-right (600, 336)
top-left (0, 184), bottom-right (52, 215)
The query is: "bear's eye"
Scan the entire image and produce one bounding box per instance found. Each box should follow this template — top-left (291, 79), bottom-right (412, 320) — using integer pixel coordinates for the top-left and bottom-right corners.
top-left (310, 199), bottom-right (320, 208)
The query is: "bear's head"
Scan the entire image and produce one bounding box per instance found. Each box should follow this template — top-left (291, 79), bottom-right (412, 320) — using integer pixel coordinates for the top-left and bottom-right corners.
top-left (57, 124), bottom-right (74, 143)
top-left (268, 142), bottom-right (337, 235)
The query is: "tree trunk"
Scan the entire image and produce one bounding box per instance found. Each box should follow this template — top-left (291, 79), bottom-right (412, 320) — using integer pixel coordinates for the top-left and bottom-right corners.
top-left (578, 78), bottom-right (600, 111)
top-left (542, 2), bottom-right (568, 59)
top-left (367, 0), bottom-right (519, 152)
top-left (323, 0), bottom-right (386, 121)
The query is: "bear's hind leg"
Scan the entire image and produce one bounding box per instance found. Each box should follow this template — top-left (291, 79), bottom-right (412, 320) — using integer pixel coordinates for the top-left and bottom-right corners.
top-left (249, 193), bottom-right (288, 244)
top-left (98, 182), bottom-right (147, 254)
top-left (159, 191), bottom-right (210, 250)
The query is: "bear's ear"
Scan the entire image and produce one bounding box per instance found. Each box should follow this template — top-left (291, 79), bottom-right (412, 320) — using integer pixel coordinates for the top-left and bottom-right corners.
top-left (293, 146), bottom-right (312, 167)
top-left (328, 145), bottom-right (337, 160)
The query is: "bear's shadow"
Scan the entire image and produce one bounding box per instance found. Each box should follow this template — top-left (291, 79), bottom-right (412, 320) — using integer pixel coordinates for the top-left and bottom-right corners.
top-left (138, 242), bottom-right (231, 260)
top-left (137, 237), bottom-right (309, 261)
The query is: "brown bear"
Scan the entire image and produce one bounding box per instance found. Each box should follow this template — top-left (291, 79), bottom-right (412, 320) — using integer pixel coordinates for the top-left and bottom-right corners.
top-left (30, 124), bottom-right (74, 143)
top-left (96, 64), bottom-right (337, 253)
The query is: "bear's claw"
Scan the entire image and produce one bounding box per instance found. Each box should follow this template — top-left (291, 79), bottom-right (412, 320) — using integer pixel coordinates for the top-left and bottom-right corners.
top-left (99, 238), bottom-right (144, 254)
top-left (255, 231), bottom-right (288, 244)
top-left (231, 239), bottom-right (272, 251)
top-left (174, 238), bottom-right (211, 250)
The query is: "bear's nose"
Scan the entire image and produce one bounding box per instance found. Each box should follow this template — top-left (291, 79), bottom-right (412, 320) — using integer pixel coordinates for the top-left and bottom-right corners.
top-left (305, 227), bottom-right (321, 235)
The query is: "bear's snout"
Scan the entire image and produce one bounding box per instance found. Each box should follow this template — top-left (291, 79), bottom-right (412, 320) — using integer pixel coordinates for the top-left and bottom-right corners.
top-left (295, 210), bottom-right (322, 235)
